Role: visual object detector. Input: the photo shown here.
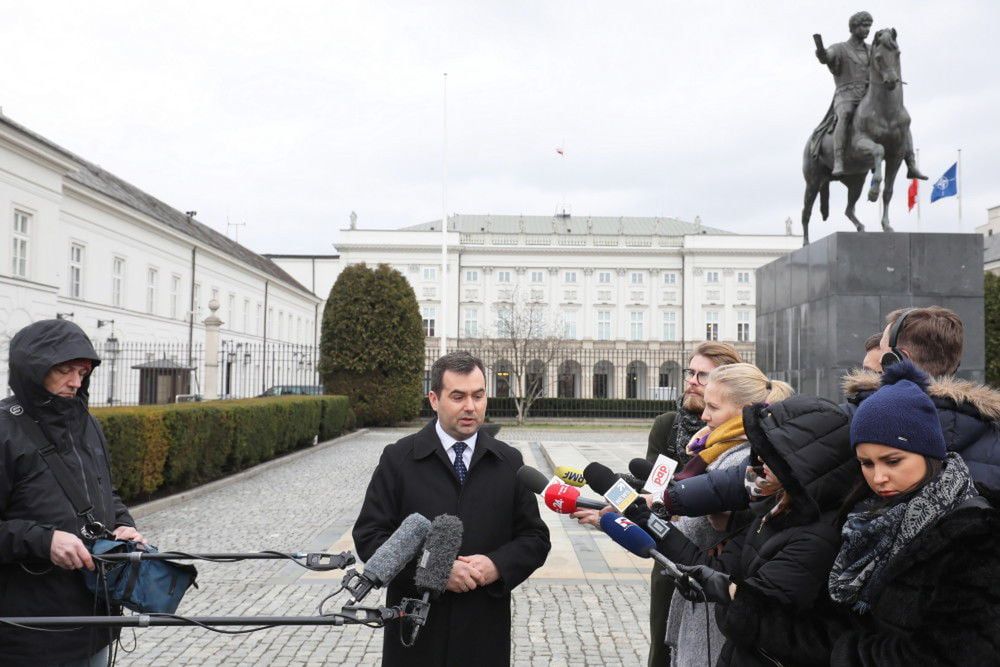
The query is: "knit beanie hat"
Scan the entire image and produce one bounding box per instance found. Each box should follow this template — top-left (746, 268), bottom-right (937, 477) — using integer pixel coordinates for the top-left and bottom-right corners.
top-left (850, 359), bottom-right (947, 459)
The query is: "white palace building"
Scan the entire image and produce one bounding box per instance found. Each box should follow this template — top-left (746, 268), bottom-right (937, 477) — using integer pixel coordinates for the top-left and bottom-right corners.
top-left (271, 214), bottom-right (801, 400)
top-left (0, 113), bottom-right (321, 404)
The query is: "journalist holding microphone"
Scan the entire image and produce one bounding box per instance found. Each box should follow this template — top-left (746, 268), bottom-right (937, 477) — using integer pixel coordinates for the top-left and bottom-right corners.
top-left (353, 351), bottom-right (550, 666)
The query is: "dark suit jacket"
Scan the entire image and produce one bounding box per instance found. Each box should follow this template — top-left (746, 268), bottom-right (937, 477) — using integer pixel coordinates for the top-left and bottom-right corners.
top-left (353, 419), bottom-right (550, 666)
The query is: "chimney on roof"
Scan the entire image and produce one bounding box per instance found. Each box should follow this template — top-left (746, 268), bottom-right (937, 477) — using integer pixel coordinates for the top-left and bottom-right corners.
top-left (185, 211), bottom-right (197, 223)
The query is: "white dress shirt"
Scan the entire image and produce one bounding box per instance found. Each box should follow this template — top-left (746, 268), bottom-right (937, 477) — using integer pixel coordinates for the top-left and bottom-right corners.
top-left (435, 420), bottom-right (478, 470)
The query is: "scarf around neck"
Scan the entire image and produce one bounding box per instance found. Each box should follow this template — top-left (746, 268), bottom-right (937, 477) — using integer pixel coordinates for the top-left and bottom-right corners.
top-left (828, 453), bottom-right (977, 613)
top-left (670, 408), bottom-right (704, 463)
top-left (686, 415), bottom-right (747, 466)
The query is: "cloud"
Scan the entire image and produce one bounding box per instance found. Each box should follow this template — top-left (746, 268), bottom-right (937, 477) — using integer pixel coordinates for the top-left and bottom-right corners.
top-left (1, 1), bottom-right (996, 253)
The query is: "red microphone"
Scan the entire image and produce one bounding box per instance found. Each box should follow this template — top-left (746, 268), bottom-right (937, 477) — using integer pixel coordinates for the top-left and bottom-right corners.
top-left (543, 481), bottom-right (605, 514)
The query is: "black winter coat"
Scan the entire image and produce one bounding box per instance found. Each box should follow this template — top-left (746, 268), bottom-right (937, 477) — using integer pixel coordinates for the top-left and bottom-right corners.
top-left (0, 320), bottom-right (134, 666)
top-left (353, 420), bottom-right (550, 666)
top-left (843, 369), bottom-right (1000, 488)
top-left (722, 486), bottom-right (1000, 666)
top-left (655, 396), bottom-right (859, 667)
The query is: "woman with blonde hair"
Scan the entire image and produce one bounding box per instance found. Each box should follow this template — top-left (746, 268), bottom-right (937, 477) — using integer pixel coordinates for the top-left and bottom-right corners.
top-left (664, 363), bottom-right (792, 667)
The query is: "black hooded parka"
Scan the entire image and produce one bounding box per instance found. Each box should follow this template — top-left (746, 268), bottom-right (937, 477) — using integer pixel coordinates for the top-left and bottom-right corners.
top-left (0, 319), bottom-right (135, 665)
top-left (654, 395), bottom-right (860, 667)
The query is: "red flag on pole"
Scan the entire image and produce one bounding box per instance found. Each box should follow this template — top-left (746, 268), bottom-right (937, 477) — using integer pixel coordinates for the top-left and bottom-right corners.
top-left (907, 178), bottom-right (918, 211)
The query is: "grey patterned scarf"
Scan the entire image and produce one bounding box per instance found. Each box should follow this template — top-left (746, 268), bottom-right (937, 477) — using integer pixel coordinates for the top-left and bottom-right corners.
top-left (828, 453), bottom-right (977, 613)
top-left (670, 408), bottom-right (704, 466)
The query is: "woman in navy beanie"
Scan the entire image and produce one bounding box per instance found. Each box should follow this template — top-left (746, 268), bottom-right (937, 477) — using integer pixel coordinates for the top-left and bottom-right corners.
top-left (730, 360), bottom-right (1000, 665)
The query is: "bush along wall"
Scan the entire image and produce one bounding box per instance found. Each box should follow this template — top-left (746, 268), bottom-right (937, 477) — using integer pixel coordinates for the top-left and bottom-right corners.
top-left (92, 395), bottom-right (353, 503)
top-left (986, 272), bottom-right (1000, 388)
top-left (420, 396), bottom-right (678, 420)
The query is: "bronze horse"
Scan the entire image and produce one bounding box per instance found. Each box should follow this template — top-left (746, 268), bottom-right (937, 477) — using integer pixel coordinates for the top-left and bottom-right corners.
top-left (801, 28), bottom-right (926, 245)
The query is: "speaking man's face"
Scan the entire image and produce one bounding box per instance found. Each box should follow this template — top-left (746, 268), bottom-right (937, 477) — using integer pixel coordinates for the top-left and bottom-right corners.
top-left (429, 368), bottom-right (487, 441)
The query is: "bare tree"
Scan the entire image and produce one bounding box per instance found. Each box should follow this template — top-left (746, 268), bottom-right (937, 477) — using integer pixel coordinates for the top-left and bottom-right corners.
top-left (482, 291), bottom-right (568, 425)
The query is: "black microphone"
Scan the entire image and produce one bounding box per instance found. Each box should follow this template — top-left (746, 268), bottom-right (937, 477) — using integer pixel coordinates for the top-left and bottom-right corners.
top-left (629, 457), bottom-right (654, 481)
top-left (403, 514), bottom-right (464, 646)
top-left (343, 513), bottom-right (432, 602)
top-left (583, 462), bottom-right (647, 517)
top-left (515, 464), bottom-right (550, 495)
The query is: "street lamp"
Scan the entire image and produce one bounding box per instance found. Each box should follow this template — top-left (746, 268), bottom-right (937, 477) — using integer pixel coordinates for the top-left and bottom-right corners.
top-left (104, 334), bottom-right (120, 405)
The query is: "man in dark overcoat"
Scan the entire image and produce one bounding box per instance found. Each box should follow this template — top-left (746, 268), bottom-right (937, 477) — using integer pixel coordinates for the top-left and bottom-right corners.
top-left (353, 351), bottom-right (550, 666)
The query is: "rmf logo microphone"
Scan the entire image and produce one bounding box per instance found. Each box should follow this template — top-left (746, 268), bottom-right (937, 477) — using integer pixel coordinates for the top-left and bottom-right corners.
top-left (554, 467), bottom-right (586, 487)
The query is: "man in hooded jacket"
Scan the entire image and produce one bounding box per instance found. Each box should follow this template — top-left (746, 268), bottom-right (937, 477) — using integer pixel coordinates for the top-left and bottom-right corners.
top-left (0, 319), bottom-right (143, 666)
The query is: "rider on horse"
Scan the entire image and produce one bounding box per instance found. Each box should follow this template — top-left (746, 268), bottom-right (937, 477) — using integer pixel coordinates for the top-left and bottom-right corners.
top-left (816, 11), bottom-right (874, 177)
top-left (814, 11), bottom-right (928, 180)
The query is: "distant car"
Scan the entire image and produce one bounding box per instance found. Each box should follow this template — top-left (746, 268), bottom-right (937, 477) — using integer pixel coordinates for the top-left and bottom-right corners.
top-left (259, 385), bottom-right (324, 397)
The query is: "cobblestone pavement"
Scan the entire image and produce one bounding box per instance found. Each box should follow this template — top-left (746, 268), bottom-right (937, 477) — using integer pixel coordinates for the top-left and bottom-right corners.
top-left (115, 426), bottom-right (653, 666)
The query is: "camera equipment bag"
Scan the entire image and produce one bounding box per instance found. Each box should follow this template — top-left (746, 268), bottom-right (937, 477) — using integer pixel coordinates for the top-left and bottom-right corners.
top-left (16, 410), bottom-right (197, 613)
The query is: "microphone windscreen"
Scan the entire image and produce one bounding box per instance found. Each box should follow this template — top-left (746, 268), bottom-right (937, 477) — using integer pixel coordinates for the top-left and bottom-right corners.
top-left (554, 466), bottom-right (587, 487)
top-left (583, 462), bottom-right (619, 495)
top-left (415, 514), bottom-right (464, 594)
top-left (629, 458), bottom-right (654, 480)
top-left (364, 513), bottom-right (432, 586)
top-left (543, 483), bottom-right (580, 514)
top-left (516, 465), bottom-right (550, 495)
top-left (599, 512), bottom-right (656, 558)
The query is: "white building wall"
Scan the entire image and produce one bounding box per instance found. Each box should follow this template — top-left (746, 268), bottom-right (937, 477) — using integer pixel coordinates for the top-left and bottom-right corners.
top-left (1, 117), bottom-right (320, 400)
top-left (302, 226), bottom-right (798, 348)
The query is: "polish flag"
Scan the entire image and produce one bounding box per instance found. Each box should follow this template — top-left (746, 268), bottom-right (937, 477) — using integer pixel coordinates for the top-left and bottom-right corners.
top-left (907, 179), bottom-right (918, 212)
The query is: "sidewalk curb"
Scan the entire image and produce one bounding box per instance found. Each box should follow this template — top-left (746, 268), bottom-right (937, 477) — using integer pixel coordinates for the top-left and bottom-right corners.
top-left (130, 428), bottom-right (371, 520)
top-left (539, 442), bottom-right (558, 472)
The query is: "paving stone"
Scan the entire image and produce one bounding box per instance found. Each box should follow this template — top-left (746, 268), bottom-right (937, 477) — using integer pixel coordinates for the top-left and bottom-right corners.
top-left (115, 427), bottom-right (652, 665)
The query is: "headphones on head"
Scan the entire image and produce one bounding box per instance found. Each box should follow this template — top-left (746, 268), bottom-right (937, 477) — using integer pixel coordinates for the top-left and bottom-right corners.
top-left (879, 308), bottom-right (915, 370)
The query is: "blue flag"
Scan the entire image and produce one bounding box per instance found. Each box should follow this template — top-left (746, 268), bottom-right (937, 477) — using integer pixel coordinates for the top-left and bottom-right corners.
top-left (931, 163), bottom-right (958, 202)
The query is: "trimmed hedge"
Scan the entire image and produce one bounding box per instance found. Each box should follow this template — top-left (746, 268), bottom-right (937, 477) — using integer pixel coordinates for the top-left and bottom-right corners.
top-left (319, 263), bottom-right (424, 426)
top-left (92, 395), bottom-right (353, 503)
top-left (420, 396), bottom-right (677, 420)
top-left (987, 272), bottom-right (1000, 388)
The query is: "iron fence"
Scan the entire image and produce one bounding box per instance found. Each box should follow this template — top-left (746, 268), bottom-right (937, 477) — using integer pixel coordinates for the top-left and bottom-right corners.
top-left (422, 339), bottom-right (756, 411)
top-left (0, 338), bottom-right (319, 407)
top-left (214, 340), bottom-right (320, 400)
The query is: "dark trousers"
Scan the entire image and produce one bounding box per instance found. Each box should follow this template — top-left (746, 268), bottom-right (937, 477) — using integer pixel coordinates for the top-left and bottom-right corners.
top-left (648, 564), bottom-right (675, 667)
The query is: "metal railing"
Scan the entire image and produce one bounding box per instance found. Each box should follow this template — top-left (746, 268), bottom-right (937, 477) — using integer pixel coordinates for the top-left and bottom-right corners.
top-left (422, 340), bottom-right (756, 402)
top-left (0, 338), bottom-right (319, 407)
top-left (213, 340), bottom-right (320, 400)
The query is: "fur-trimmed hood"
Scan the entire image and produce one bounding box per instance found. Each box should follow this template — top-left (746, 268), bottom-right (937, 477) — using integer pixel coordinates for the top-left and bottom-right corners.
top-left (843, 368), bottom-right (1000, 420)
top-left (842, 369), bottom-right (1000, 488)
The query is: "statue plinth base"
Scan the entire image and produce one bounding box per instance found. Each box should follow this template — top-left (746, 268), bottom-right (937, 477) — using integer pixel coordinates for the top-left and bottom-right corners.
top-left (755, 232), bottom-right (984, 401)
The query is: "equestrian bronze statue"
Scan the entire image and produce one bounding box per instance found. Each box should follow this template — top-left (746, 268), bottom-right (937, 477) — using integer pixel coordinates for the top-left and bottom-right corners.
top-left (801, 11), bottom-right (927, 245)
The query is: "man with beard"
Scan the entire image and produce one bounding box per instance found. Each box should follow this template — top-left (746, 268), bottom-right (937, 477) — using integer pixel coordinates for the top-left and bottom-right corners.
top-left (643, 342), bottom-right (741, 667)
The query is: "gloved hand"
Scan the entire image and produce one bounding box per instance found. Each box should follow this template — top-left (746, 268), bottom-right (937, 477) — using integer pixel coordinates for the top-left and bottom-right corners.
top-left (675, 563), bottom-right (732, 604)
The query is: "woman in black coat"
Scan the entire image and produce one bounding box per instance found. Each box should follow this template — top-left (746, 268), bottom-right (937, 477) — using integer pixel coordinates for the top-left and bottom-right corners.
top-left (723, 361), bottom-right (1000, 666)
top-left (654, 394), bottom-right (859, 666)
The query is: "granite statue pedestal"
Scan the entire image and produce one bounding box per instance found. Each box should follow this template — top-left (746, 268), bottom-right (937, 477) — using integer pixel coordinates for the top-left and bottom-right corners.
top-left (755, 232), bottom-right (984, 402)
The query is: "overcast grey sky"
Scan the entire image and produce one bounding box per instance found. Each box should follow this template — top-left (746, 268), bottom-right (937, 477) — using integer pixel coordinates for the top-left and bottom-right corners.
top-left (2, 1), bottom-right (997, 254)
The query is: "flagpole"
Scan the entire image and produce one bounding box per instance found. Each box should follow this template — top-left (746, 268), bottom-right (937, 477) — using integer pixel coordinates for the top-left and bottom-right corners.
top-left (916, 148), bottom-right (921, 232)
top-left (440, 72), bottom-right (448, 357)
top-left (957, 148), bottom-right (963, 231)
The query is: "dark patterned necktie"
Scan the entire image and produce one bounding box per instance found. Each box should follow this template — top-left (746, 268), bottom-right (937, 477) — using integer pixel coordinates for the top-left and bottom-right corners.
top-left (452, 442), bottom-right (468, 484)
